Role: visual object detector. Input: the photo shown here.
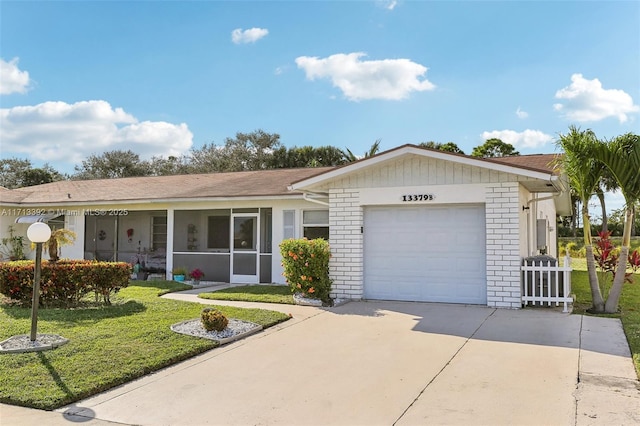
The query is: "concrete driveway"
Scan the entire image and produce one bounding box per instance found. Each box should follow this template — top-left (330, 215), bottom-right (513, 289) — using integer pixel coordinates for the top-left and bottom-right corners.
top-left (1, 298), bottom-right (638, 426)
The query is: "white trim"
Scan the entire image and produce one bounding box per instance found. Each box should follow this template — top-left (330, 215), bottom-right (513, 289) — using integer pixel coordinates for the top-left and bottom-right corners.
top-left (291, 146), bottom-right (557, 191)
top-left (230, 213), bottom-right (260, 284)
top-left (166, 209), bottom-right (174, 279)
top-left (359, 184), bottom-right (487, 205)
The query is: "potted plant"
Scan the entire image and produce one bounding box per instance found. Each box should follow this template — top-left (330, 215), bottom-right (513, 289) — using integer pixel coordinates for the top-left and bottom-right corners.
top-left (172, 267), bottom-right (187, 282)
top-left (189, 268), bottom-right (205, 285)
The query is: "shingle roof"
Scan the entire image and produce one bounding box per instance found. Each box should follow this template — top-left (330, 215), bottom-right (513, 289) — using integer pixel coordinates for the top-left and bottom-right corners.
top-left (2, 167), bottom-right (333, 205)
top-left (0, 186), bottom-right (28, 203)
top-left (0, 151), bottom-right (564, 206)
top-left (488, 153), bottom-right (561, 175)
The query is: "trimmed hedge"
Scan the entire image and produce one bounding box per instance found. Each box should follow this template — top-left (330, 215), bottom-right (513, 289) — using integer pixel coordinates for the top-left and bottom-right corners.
top-left (279, 238), bottom-right (332, 303)
top-left (0, 259), bottom-right (131, 306)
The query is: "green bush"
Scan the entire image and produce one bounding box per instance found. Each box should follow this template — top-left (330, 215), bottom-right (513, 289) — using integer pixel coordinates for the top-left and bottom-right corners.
top-left (559, 241), bottom-right (585, 258)
top-left (559, 237), bottom-right (640, 259)
top-left (279, 238), bottom-right (332, 303)
top-left (201, 308), bottom-right (228, 332)
top-left (0, 260), bottom-right (131, 306)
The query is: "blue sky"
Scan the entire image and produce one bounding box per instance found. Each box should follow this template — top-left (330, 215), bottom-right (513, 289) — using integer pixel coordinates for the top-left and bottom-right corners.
top-left (1, 1), bottom-right (638, 212)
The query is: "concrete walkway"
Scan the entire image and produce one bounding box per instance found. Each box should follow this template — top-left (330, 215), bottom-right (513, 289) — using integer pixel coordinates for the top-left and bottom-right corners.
top-left (1, 292), bottom-right (638, 425)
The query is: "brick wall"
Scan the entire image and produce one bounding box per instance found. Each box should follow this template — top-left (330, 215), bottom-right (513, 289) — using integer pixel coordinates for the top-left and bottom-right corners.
top-left (485, 182), bottom-right (522, 308)
top-left (328, 182), bottom-right (524, 308)
top-left (329, 188), bottom-right (363, 300)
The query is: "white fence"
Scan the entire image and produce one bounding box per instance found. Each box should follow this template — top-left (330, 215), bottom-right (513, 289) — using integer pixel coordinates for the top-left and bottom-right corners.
top-left (521, 254), bottom-right (573, 312)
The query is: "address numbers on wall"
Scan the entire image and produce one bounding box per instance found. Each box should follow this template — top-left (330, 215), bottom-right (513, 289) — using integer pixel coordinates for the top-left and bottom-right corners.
top-left (401, 194), bottom-right (435, 202)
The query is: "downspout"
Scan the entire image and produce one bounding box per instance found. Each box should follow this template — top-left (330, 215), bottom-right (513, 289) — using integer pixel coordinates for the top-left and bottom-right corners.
top-left (302, 191), bottom-right (329, 207)
top-left (525, 194), bottom-right (557, 206)
top-left (525, 199), bottom-right (532, 256)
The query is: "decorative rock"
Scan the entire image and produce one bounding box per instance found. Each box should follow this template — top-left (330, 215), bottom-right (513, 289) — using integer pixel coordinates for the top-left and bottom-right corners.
top-left (0, 334), bottom-right (69, 354)
top-left (293, 293), bottom-right (323, 307)
top-left (171, 319), bottom-right (262, 345)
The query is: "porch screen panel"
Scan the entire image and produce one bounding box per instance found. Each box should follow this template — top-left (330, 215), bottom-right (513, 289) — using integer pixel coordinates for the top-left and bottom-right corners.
top-left (233, 253), bottom-right (257, 275)
top-left (207, 215), bottom-right (230, 251)
top-left (260, 255), bottom-right (272, 283)
top-left (173, 253), bottom-right (230, 282)
top-left (260, 208), bottom-right (272, 253)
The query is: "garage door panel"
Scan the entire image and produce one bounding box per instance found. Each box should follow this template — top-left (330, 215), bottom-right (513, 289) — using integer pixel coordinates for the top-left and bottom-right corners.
top-left (364, 205), bottom-right (486, 304)
top-left (455, 257), bottom-right (484, 273)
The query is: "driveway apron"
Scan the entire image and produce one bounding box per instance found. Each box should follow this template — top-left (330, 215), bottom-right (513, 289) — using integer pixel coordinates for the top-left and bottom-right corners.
top-left (57, 302), bottom-right (494, 426)
top-left (396, 308), bottom-right (582, 425)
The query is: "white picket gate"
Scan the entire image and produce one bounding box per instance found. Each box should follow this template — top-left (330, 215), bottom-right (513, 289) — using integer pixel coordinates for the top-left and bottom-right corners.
top-left (521, 254), bottom-right (573, 312)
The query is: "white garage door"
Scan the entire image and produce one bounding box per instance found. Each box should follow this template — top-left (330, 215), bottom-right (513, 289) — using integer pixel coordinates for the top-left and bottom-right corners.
top-left (364, 205), bottom-right (486, 304)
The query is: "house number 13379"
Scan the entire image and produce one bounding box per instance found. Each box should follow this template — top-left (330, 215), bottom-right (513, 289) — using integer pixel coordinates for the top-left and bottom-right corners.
top-left (402, 194), bottom-right (434, 202)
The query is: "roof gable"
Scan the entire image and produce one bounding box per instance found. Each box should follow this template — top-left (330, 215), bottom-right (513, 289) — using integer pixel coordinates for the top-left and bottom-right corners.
top-left (291, 145), bottom-right (562, 192)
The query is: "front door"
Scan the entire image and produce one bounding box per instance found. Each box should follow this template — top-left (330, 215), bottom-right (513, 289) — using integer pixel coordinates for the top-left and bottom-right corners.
top-left (231, 214), bottom-right (259, 283)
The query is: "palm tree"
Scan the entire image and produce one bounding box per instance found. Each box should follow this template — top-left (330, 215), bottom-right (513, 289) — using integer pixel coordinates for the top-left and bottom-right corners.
top-left (555, 125), bottom-right (605, 312)
top-left (46, 229), bottom-right (77, 262)
top-left (343, 139), bottom-right (381, 162)
top-left (592, 133), bottom-right (640, 313)
top-left (595, 168), bottom-right (619, 233)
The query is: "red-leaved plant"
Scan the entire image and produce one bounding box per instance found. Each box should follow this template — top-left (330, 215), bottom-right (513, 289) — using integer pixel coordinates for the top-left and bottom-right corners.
top-left (594, 231), bottom-right (639, 285)
top-left (594, 231), bottom-right (617, 278)
top-left (189, 268), bottom-right (205, 280)
top-left (628, 250), bottom-right (640, 279)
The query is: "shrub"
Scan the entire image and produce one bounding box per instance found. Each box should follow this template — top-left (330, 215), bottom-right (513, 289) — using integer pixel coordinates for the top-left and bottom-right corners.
top-left (201, 308), bottom-right (228, 332)
top-left (0, 260), bottom-right (131, 306)
top-left (279, 238), bottom-right (332, 303)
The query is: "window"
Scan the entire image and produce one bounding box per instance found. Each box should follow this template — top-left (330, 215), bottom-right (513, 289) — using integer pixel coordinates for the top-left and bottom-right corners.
top-left (283, 210), bottom-right (295, 240)
top-left (303, 210), bottom-right (329, 240)
top-left (48, 215), bottom-right (65, 231)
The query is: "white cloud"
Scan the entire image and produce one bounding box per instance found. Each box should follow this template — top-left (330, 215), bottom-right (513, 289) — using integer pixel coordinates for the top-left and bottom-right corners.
top-left (554, 73), bottom-right (639, 123)
top-left (376, 0), bottom-right (398, 10)
top-left (0, 100), bottom-right (193, 166)
top-left (516, 107), bottom-right (528, 119)
top-left (295, 52), bottom-right (435, 101)
top-left (386, 1), bottom-right (398, 10)
top-left (0, 57), bottom-right (31, 95)
top-left (231, 27), bottom-right (269, 44)
top-left (481, 129), bottom-right (553, 149)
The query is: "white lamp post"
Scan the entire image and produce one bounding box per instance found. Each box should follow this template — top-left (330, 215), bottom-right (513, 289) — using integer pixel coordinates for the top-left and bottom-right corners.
top-left (27, 222), bottom-right (52, 342)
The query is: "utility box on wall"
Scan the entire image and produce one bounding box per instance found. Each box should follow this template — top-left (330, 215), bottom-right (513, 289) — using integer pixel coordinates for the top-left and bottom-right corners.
top-left (536, 218), bottom-right (548, 252)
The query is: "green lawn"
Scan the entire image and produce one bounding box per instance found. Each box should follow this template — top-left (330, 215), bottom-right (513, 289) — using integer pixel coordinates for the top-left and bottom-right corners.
top-left (198, 285), bottom-right (295, 304)
top-left (0, 280), bottom-right (289, 410)
top-left (570, 263), bottom-right (640, 378)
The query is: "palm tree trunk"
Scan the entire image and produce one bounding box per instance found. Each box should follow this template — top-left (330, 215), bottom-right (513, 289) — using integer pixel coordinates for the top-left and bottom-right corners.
top-left (583, 208), bottom-right (605, 312)
top-left (596, 190), bottom-right (608, 233)
top-left (571, 200), bottom-right (578, 237)
top-left (604, 208), bottom-right (633, 313)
